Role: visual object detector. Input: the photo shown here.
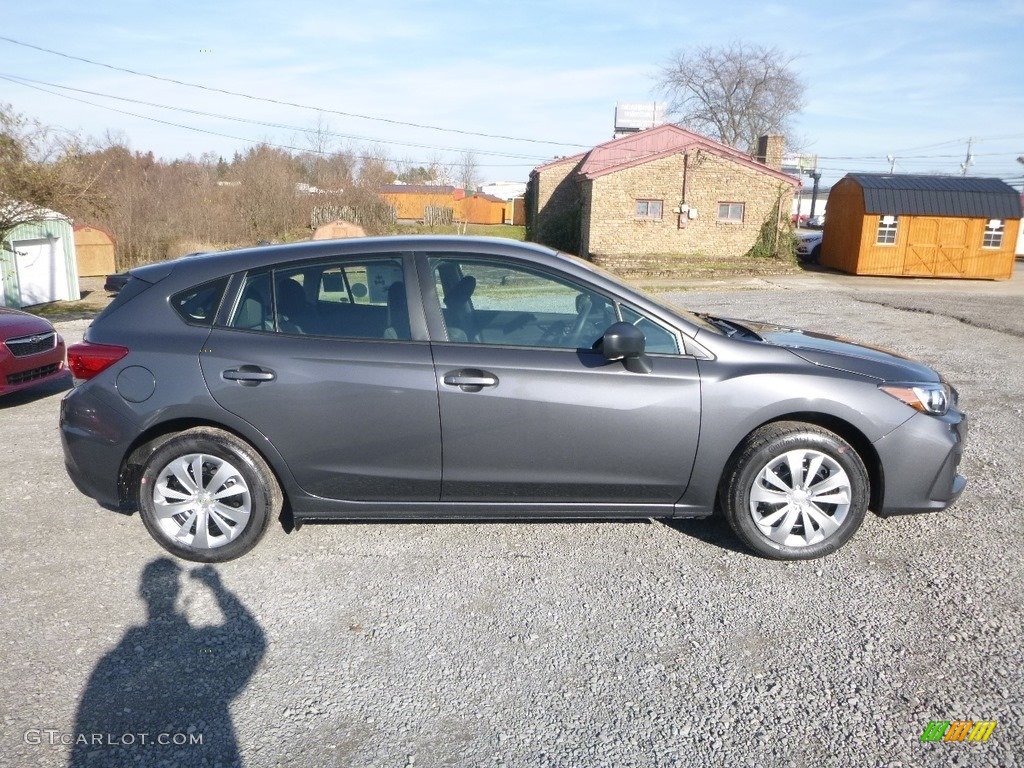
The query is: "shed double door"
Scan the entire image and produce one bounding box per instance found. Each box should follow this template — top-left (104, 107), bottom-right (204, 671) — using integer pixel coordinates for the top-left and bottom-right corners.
top-left (903, 218), bottom-right (968, 277)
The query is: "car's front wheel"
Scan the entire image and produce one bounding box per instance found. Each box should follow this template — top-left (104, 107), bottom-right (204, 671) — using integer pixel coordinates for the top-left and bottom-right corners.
top-left (138, 428), bottom-right (280, 562)
top-left (720, 422), bottom-right (869, 560)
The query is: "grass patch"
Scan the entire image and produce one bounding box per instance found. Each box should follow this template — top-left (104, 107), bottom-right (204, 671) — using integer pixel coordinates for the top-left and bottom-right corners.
top-left (601, 252), bottom-right (801, 282)
top-left (24, 301), bottom-right (102, 322)
top-left (383, 223), bottom-right (526, 240)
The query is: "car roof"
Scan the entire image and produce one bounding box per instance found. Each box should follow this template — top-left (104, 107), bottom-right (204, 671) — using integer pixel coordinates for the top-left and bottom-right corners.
top-left (130, 236), bottom-right (565, 285)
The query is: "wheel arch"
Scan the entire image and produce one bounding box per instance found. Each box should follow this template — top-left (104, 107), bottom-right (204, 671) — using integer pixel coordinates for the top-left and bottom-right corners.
top-left (716, 411), bottom-right (884, 514)
top-left (118, 418), bottom-right (290, 512)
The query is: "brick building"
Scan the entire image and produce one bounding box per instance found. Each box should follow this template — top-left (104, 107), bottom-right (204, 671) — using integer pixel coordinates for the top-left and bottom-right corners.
top-left (527, 125), bottom-right (799, 272)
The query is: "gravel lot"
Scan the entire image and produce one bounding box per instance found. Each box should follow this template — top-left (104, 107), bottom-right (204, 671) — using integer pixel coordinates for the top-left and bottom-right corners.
top-left (1, 279), bottom-right (1022, 768)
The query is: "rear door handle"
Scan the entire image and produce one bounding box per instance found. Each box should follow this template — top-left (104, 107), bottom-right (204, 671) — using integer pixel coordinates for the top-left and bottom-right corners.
top-left (223, 366), bottom-right (276, 386)
top-left (443, 369), bottom-right (498, 392)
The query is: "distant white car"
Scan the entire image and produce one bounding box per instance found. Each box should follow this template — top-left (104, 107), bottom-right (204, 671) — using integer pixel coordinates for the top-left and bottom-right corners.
top-left (795, 230), bottom-right (823, 263)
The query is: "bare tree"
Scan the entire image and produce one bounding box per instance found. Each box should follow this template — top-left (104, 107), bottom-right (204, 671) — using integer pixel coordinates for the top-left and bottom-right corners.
top-left (458, 150), bottom-right (480, 191)
top-left (301, 114), bottom-right (334, 189)
top-left (233, 144), bottom-right (304, 240)
top-left (0, 104), bottom-right (100, 244)
top-left (656, 42), bottom-right (805, 153)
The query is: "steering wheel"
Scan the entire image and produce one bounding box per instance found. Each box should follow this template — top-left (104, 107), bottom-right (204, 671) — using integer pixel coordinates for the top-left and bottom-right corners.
top-left (566, 294), bottom-right (596, 347)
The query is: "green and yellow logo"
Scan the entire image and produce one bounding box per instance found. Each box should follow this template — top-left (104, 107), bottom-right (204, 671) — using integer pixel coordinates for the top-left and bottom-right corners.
top-left (920, 720), bottom-right (997, 742)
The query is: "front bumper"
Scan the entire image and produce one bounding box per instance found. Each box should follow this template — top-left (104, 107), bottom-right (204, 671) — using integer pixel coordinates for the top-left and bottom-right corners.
top-left (0, 338), bottom-right (67, 396)
top-left (873, 407), bottom-right (967, 515)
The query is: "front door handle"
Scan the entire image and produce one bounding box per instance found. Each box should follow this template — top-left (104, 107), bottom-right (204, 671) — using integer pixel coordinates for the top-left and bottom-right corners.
top-left (223, 366), bottom-right (276, 386)
top-left (443, 369), bottom-right (498, 392)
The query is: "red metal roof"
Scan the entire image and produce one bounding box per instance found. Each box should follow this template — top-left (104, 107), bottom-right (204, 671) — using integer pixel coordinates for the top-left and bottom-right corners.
top-left (535, 124), bottom-right (798, 186)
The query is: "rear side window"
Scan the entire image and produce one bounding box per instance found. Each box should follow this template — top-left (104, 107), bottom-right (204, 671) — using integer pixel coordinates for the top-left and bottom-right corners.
top-left (226, 258), bottom-right (410, 340)
top-left (171, 278), bottom-right (229, 326)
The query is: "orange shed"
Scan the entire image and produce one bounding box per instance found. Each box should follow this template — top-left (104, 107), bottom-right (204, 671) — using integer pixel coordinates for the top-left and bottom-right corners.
top-left (378, 185), bottom-right (507, 225)
top-left (73, 224), bottom-right (116, 276)
top-left (821, 174), bottom-right (1022, 279)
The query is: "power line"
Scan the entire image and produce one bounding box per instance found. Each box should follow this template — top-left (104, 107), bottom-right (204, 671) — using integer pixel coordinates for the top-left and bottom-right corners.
top-left (0, 73), bottom-right (552, 162)
top-left (0, 34), bottom-right (589, 150)
top-left (816, 151), bottom-right (1018, 160)
top-left (0, 75), bottom-right (536, 168)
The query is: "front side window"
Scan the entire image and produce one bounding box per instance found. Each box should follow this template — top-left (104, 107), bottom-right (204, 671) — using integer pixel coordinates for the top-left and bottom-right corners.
top-left (428, 257), bottom-right (615, 349)
top-left (227, 257), bottom-right (409, 340)
top-left (982, 219), bottom-right (1004, 248)
top-left (619, 305), bottom-right (680, 355)
top-left (876, 215), bottom-right (899, 245)
top-left (635, 200), bottom-right (663, 220)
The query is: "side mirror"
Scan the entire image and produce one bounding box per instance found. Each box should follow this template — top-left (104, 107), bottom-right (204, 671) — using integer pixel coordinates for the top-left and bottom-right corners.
top-left (600, 322), bottom-right (652, 374)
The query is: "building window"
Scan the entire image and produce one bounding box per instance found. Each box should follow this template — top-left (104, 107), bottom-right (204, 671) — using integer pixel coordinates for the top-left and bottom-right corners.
top-left (876, 215), bottom-right (899, 245)
top-left (717, 202), bottom-right (744, 222)
top-left (982, 219), bottom-right (1004, 248)
top-left (635, 200), bottom-right (663, 220)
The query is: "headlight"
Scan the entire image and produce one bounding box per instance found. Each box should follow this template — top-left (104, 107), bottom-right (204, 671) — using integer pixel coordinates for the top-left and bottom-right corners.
top-left (878, 381), bottom-right (952, 416)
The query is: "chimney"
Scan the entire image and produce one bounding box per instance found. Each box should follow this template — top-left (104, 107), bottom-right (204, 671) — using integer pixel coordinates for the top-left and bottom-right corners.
top-left (755, 135), bottom-right (785, 171)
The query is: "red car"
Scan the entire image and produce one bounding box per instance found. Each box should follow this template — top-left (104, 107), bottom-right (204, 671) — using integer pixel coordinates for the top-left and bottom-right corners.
top-left (0, 307), bottom-right (68, 396)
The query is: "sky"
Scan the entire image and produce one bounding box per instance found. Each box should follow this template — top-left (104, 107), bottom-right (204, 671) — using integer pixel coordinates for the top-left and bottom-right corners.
top-left (1, 0), bottom-right (1023, 191)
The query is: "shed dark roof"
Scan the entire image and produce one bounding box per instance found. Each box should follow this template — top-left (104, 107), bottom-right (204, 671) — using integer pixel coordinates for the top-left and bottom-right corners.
top-left (846, 174), bottom-right (1022, 219)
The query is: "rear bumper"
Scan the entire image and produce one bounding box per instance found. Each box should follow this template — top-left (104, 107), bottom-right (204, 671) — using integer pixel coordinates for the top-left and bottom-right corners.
top-left (874, 408), bottom-right (967, 516)
top-left (60, 387), bottom-right (134, 509)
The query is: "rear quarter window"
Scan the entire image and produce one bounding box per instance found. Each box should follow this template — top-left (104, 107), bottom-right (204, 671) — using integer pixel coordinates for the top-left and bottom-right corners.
top-left (171, 278), bottom-right (229, 326)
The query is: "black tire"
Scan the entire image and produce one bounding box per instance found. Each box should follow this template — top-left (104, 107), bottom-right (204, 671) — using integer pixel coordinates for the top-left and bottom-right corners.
top-left (720, 421), bottom-right (869, 560)
top-left (810, 244), bottom-right (822, 264)
top-left (138, 427), bottom-right (280, 562)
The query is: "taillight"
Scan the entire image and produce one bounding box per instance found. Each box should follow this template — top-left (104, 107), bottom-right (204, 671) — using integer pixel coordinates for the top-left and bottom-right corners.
top-left (67, 342), bottom-right (129, 380)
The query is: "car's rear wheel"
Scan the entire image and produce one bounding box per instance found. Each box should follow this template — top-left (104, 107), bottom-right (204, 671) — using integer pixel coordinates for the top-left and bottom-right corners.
top-left (720, 422), bottom-right (869, 560)
top-left (138, 428), bottom-right (279, 562)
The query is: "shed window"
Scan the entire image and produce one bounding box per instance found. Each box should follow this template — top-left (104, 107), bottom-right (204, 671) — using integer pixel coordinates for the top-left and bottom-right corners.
top-left (717, 202), bottom-right (745, 222)
top-left (982, 219), bottom-right (1004, 248)
top-left (876, 215), bottom-right (899, 245)
top-left (635, 200), bottom-right (663, 220)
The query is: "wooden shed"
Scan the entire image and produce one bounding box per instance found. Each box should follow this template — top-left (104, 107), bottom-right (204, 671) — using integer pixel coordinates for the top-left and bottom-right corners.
top-left (73, 224), bottom-right (116, 276)
top-left (821, 174), bottom-right (1022, 279)
top-left (378, 185), bottom-right (507, 225)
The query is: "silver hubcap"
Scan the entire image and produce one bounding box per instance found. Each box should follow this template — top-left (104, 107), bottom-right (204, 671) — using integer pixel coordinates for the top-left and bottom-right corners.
top-left (748, 449), bottom-right (852, 547)
top-left (152, 453), bottom-right (251, 550)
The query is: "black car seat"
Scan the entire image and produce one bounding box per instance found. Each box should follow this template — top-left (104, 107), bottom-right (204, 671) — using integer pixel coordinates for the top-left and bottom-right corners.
top-left (383, 282), bottom-right (411, 340)
top-left (276, 278), bottom-right (315, 334)
top-left (443, 275), bottom-right (478, 342)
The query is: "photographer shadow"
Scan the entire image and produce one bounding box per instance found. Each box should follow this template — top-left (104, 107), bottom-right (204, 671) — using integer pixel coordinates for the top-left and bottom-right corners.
top-left (69, 558), bottom-right (265, 767)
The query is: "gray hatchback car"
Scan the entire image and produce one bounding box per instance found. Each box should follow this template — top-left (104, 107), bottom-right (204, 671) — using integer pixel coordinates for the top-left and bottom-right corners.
top-left (60, 237), bottom-right (966, 562)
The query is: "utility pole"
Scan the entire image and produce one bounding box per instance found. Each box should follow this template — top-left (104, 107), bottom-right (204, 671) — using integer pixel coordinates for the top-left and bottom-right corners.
top-left (960, 138), bottom-right (974, 176)
top-left (886, 154), bottom-right (896, 173)
top-left (805, 167), bottom-right (822, 219)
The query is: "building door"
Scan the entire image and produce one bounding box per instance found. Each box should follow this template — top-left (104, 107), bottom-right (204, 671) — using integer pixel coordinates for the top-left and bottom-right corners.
top-left (904, 218), bottom-right (967, 277)
top-left (14, 237), bottom-right (70, 306)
